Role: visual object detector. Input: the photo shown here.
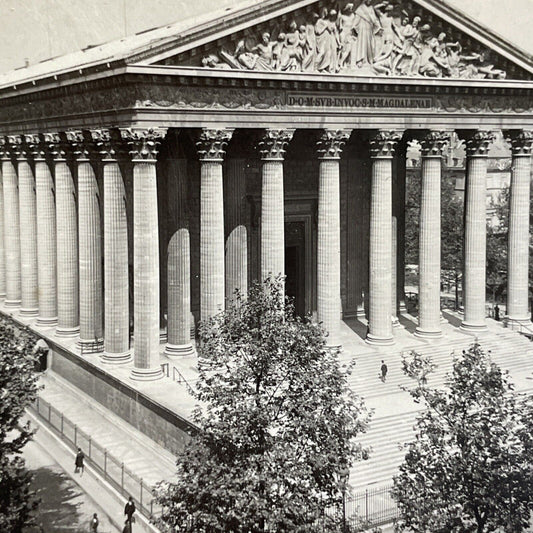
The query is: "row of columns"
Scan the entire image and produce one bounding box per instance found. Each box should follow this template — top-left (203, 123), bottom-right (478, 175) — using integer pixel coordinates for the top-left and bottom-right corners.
top-left (0, 127), bottom-right (531, 378)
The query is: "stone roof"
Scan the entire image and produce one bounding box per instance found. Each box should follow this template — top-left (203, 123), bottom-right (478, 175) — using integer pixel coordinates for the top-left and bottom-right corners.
top-left (0, 0), bottom-right (532, 90)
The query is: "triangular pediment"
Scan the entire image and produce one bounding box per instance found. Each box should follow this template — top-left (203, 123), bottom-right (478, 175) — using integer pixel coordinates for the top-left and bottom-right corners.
top-left (135, 0), bottom-right (533, 81)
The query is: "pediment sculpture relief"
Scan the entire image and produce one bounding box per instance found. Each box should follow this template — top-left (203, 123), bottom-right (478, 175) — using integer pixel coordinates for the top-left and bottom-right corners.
top-left (200, 0), bottom-right (507, 79)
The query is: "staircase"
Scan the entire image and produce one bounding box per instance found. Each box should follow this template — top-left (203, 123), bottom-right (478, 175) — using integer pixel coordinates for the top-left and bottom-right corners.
top-left (347, 328), bottom-right (533, 492)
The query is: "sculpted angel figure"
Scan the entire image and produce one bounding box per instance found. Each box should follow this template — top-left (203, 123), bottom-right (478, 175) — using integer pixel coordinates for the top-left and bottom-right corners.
top-left (337, 3), bottom-right (357, 70)
top-left (282, 21), bottom-right (305, 71)
top-left (461, 51), bottom-right (506, 79)
top-left (353, 0), bottom-right (382, 67)
top-left (419, 36), bottom-right (449, 77)
top-left (302, 17), bottom-right (317, 71)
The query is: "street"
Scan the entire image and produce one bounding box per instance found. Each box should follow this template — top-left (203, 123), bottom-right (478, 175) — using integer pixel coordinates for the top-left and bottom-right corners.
top-left (22, 438), bottom-right (120, 533)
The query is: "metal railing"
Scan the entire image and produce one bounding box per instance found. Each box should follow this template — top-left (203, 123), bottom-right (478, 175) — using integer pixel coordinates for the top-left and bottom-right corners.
top-left (504, 318), bottom-right (533, 340)
top-left (160, 363), bottom-right (196, 395)
top-left (28, 396), bottom-right (161, 520)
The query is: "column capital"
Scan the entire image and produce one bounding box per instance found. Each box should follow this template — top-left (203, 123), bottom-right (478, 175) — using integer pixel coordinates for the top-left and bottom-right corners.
top-left (91, 128), bottom-right (122, 161)
top-left (64, 130), bottom-right (92, 161)
top-left (316, 129), bottom-right (351, 160)
top-left (420, 131), bottom-right (450, 158)
top-left (42, 131), bottom-right (70, 161)
top-left (503, 130), bottom-right (533, 157)
top-left (259, 129), bottom-right (295, 161)
top-left (1, 135), bottom-right (21, 160)
top-left (10, 135), bottom-right (30, 161)
top-left (120, 127), bottom-right (167, 162)
top-left (196, 128), bottom-right (234, 161)
top-left (369, 130), bottom-right (402, 158)
top-left (462, 130), bottom-right (495, 157)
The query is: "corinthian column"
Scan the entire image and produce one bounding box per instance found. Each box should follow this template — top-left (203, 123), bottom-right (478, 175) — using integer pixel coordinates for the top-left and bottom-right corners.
top-left (316, 129), bottom-right (350, 346)
top-left (16, 136), bottom-right (39, 316)
top-left (96, 130), bottom-right (131, 363)
top-left (366, 131), bottom-right (401, 345)
top-left (123, 128), bottom-right (166, 381)
top-left (415, 131), bottom-right (449, 338)
top-left (50, 134), bottom-right (79, 337)
top-left (504, 130), bottom-right (533, 323)
top-left (166, 156), bottom-right (195, 358)
top-left (1, 137), bottom-right (21, 307)
top-left (72, 131), bottom-right (103, 352)
top-left (461, 131), bottom-right (494, 332)
top-left (34, 135), bottom-right (57, 326)
top-left (196, 129), bottom-right (234, 321)
top-left (0, 146), bottom-right (5, 300)
top-left (259, 129), bottom-right (294, 285)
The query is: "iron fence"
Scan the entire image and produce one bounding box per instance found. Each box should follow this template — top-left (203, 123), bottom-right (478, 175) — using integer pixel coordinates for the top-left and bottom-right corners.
top-left (29, 396), bottom-right (399, 530)
top-left (28, 396), bottom-right (161, 520)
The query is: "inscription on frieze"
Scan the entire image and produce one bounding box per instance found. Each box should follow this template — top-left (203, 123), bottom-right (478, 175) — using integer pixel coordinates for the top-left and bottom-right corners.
top-left (287, 92), bottom-right (432, 109)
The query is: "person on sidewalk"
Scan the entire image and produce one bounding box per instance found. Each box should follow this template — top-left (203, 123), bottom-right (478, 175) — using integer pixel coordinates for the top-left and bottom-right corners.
top-left (380, 360), bottom-right (388, 383)
top-left (90, 513), bottom-right (99, 532)
top-left (74, 447), bottom-right (85, 476)
top-left (124, 496), bottom-right (136, 524)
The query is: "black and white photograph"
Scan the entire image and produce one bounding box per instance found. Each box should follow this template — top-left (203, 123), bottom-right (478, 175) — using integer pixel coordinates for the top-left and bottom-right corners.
top-left (0, 0), bottom-right (532, 531)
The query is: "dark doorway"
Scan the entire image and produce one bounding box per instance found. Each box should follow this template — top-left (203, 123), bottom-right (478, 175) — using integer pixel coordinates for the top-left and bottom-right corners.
top-left (285, 222), bottom-right (306, 317)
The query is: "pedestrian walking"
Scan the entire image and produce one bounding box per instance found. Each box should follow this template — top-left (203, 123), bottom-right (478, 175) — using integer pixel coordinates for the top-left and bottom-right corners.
top-left (89, 513), bottom-right (99, 532)
top-left (124, 496), bottom-right (136, 524)
top-left (494, 304), bottom-right (500, 321)
top-left (380, 360), bottom-right (388, 382)
top-left (74, 447), bottom-right (85, 476)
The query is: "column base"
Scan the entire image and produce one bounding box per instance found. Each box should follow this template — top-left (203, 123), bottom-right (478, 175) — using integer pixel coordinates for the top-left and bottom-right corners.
top-left (101, 350), bottom-right (133, 365)
top-left (414, 327), bottom-right (443, 339)
top-left (19, 307), bottom-right (39, 317)
top-left (392, 316), bottom-right (403, 329)
top-left (159, 329), bottom-right (168, 344)
top-left (4, 299), bottom-right (21, 308)
top-left (365, 333), bottom-right (394, 346)
top-left (78, 338), bottom-right (104, 354)
top-left (165, 342), bottom-right (196, 359)
top-left (505, 315), bottom-right (531, 325)
top-left (36, 316), bottom-right (58, 328)
top-left (55, 325), bottom-right (80, 338)
top-left (460, 321), bottom-right (487, 333)
top-left (130, 366), bottom-right (164, 382)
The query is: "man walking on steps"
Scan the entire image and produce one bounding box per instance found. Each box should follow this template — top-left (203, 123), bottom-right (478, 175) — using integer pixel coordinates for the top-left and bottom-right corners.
top-left (124, 496), bottom-right (136, 525)
top-left (380, 360), bottom-right (388, 382)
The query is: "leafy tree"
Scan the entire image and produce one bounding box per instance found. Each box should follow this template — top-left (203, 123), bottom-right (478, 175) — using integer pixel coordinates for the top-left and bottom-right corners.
top-left (392, 344), bottom-right (533, 533)
top-left (0, 316), bottom-right (42, 532)
top-left (155, 277), bottom-right (371, 533)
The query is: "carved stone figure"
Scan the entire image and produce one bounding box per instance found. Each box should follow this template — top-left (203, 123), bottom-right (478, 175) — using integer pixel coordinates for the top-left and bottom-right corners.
top-left (252, 32), bottom-right (276, 70)
top-left (353, 0), bottom-right (382, 67)
top-left (392, 16), bottom-right (422, 76)
top-left (337, 3), bottom-right (357, 70)
top-left (198, 0), bottom-right (508, 80)
top-left (315, 8), bottom-right (339, 73)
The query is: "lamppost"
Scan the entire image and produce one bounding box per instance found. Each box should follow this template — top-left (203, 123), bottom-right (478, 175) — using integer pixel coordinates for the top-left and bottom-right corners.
top-left (339, 466), bottom-right (350, 533)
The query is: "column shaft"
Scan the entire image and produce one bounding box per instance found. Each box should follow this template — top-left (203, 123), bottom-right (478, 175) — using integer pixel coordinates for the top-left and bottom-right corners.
top-left (261, 160), bottom-right (285, 281)
top-left (201, 160), bottom-right (225, 320)
top-left (18, 159), bottom-right (39, 315)
top-left (103, 161), bottom-right (130, 360)
top-left (35, 159), bottom-right (57, 325)
top-left (391, 216), bottom-right (398, 325)
top-left (416, 156), bottom-right (442, 337)
top-left (507, 154), bottom-right (531, 320)
top-left (462, 157), bottom-right (488, 330)
top-left (131, 161), bottom-right (162, 379)
top-left (225, 159), bottom-right (247, 302)
top-left (3, 158), bottom-right (21, 307)
top-left (0, 166), bottom-right (5, 299)
top-left (317, 158), bottom-right (341, 344)
top-left (55, 160), bottom-right (79, 335)
top-left (78, 160), bottom-right (103, 349)
top-left (368, 157), bottom-right (393, 343)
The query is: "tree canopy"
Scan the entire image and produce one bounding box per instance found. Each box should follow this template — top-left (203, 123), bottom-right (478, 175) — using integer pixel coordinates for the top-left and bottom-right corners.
top-left (392, 343), bottom-right (533, 533)
top-left (0, 316), bottom-right (42, 532)
top-left (155, 278), bottom-right (371, 533)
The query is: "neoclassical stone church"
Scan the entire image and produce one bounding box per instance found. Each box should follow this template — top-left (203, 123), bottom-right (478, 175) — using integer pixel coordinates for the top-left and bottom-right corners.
top-left (0, 0), bottom-right (532, 445)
